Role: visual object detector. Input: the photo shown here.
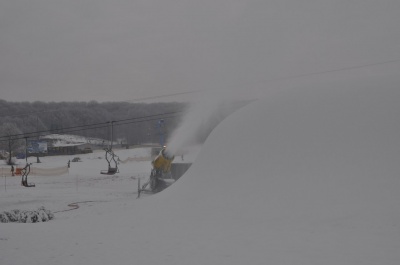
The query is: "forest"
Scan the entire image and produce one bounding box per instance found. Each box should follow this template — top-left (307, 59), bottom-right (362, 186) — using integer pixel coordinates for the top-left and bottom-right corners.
top-left (0, 100), bottom-right (188, 147)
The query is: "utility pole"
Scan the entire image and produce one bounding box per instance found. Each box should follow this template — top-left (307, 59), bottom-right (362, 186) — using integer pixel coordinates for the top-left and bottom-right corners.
top-left (110, 121), bottom-right (114, 150)
top-left (36, 116), bottom-right (40, 163)
top-left (25, 137), bottom-right (28, 164)
top-left (8, 138), bottom-right (11, 165)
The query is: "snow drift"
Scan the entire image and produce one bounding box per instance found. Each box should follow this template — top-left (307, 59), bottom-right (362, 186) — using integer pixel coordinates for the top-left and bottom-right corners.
top-left (139, 75), bottom-right (400, 264)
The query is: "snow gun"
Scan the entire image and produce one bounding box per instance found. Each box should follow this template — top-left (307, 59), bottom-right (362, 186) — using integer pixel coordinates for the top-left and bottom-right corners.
top-left (151, 146), bottom-right (175, 175)
top-left (138, 146), bottom-right (175, 197)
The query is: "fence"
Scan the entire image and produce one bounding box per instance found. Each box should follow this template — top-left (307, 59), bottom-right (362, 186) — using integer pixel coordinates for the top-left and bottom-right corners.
top-left (0, 166), bottom-right (69, 177)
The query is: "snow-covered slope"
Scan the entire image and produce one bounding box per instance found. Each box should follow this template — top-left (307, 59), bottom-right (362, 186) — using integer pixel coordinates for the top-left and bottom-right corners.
top-left (2, 0), bottom-right (400, 262)
top-left (1, 75), bottom-right (399, 265)
top-left (138, 75), bottom-right (400, 264)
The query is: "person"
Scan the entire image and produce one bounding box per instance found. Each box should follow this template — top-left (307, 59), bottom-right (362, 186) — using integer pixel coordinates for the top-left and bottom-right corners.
top-left (11, 165), bottom-right (15, 176)
top-left (67, 160), bottom-right (70, 168)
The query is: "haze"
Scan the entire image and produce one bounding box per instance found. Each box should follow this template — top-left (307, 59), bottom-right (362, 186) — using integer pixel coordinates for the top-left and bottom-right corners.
top-left (1, 0), bottom-right (399, 102)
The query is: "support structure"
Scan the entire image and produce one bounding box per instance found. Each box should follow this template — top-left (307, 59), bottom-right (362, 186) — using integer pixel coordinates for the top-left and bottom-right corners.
top-left (21, 163), bottom-right (35, 187)
top-left (100, 148), bottom-right (119, 175)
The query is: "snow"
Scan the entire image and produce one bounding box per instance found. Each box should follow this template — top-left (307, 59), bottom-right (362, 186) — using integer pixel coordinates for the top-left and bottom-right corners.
top-left (0, 147), bottom-right (153, 214)
top-left (42, 134), bottom-right (112, 147)
top-left (1, 76), bottom-right (399, 264)
top-left (2, 0), bottom-right (400, 261)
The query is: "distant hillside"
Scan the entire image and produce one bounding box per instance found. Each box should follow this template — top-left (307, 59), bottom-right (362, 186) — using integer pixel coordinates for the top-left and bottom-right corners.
top-left (0, 100), bottom-right (187, 145)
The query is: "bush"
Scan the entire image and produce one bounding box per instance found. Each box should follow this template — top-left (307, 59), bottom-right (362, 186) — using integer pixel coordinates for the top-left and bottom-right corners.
top-left (0, 206), bottom-right (54, 223)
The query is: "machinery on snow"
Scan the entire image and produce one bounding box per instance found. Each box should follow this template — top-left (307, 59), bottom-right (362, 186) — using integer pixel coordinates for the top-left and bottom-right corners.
top-left (138, 146), bottom-right (175, 197)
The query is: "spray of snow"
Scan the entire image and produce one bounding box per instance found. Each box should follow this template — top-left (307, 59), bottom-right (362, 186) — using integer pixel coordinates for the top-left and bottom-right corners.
top-left (166, 90), bottom-right (251, 156)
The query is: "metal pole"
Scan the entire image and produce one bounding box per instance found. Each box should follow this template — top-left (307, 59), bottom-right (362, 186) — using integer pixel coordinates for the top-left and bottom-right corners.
top-left (8, 139), bottom-right (11, 165)
top-left (110, 121), bottom-right (114, 150)
top-left (25, 137), bottom-right (28, 164)
top-left (137, 178), bottom-right (141, 198)
top-left (36, 116), bottom-right (40, 163)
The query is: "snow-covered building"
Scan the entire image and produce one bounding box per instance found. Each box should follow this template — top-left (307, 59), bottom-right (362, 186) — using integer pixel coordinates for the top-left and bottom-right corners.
top-left (41, 134), bottom-right (105, 155)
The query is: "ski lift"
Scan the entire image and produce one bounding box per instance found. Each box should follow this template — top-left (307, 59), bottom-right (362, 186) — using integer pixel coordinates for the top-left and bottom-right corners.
top-left (100, 147), bottom-right (119, 175)
top-left (21, 163), bottom-right (35, 187)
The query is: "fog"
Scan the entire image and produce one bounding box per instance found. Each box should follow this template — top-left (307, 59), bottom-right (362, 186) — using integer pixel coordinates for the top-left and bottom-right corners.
top-left (1, 0), bottom-right (399, 102)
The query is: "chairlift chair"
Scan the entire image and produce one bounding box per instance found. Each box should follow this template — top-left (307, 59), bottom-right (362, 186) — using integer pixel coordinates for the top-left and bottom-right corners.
top-left (21, 163), bottom-right (35, 187)
top-left (100, 148), bottom-right (119, 175)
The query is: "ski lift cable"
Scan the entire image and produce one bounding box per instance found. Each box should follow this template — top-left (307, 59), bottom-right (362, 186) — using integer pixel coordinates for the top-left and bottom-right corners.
top-left (4, 58), bottom-right (395, 141)
top-left (262, 58), bottom-right (400, 84)
top-left (0, 114), bottom-right (180, 142)
top-left (0, 116), bottom-right (179, 144)
top-left (123, 90), bottom-right (201, 102)
top-left (56, 114), bottom-right (178, 139)
top-left (122, 58), bottom-right (400, 102)
top-left (0, 113), bottom-right (181, 143)
top-left (0, 110), bottom-right (183, 141)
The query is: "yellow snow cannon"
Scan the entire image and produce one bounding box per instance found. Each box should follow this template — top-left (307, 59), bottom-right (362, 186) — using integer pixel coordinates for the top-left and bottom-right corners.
top-left (151, 147), bottom-right (175, 174)
top-left (138, 146), bottom-right (175, 196)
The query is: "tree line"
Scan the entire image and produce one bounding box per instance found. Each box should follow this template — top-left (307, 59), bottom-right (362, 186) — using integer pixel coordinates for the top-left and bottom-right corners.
top-left (0, 98), bottom-right (250, 165)
top-left (0, 99), bottom-right (188, 150)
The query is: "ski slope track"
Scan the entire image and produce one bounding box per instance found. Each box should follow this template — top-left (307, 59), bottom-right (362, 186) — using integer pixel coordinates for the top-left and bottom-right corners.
top-left (1, 78), bottom-right (400, 264)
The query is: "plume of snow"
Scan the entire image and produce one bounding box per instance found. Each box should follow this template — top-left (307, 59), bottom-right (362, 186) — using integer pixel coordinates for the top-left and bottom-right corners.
top-left (166, 90), bottom-right (250, 156)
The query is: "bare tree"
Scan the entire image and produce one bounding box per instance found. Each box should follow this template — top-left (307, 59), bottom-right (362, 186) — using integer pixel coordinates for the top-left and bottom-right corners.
top-left (0, 123), bottom-right (24, 165)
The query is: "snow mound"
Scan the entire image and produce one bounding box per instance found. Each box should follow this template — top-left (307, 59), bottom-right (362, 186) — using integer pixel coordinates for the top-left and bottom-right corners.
top-left (141, 76), bottom-right (400, 264)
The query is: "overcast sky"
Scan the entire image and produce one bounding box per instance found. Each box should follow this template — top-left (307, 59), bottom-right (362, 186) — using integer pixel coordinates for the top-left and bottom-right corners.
top-left (1, 0), bottom-right (399, 103)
